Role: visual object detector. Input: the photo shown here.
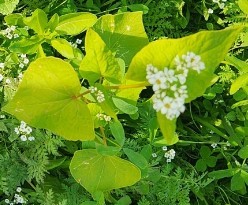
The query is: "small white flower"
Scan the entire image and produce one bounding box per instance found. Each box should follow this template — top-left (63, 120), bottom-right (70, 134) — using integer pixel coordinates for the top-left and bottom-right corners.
top-left (162, 146), bottom-right (167, 151)
top-left (18, 73), bottom-right (23, 80)
top-left (19, 63), bottom-right (25, 68)
top-left (13, 34), bottom-right (19, 38)
top-left (20, 54), bottom-right (26, 58)
top-left (23, 58), bottom-right (29, 64)
top-left (14, 127), bottom-right (20, 135)
top-left (25, 126), bottom-right (32, 134)
top-left (16, 187), bottom-right (22, 192)
top-left (5, 78), bottom-right (11, 84)
top-left (0, 63), bottom-right (4, 68)
top-left (0, 74), bottom-right (4, 82)
top-left (104, 115), bottom-right (111, 122)
top-left (166, 158), bottom-right (172, 163)
top-left (6, 33), bottom-right (13, 39)
top-left (208, 8), bottom-right (214, 14)
top-left (89, 86), bottom-right (97, 93)
top-left (226, 141), bottom-right (231, 147)
top-left (5, 28), bottom-right (11, 33)
top-left (211, 143), bottom-right (218, 149)
top-left (96, 90), bottom-right (105, 103)
top-left (76, 39), bottom-right (82, 44)
top-left (20, 135), bottom-right (27, 141)
top-left (0, 115), bottom-right (5, 118)
top-left (10, 26), bottom-right (16, 31)
top-left (152, 153), bottom-right (157, 158)
top-left (219, 3), bottom-right (225, 9)
top-left (213, 0), bottom-right (219, 2)
top-left (28, 136), bottom-right (35, 141)
top-left (4, 199), bottom-right (10, 203)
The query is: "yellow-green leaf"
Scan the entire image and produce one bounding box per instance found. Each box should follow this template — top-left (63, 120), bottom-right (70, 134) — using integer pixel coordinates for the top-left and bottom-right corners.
top-left (70, 149), bottom-right (141, 193)
top-left (2, 57), bottom-right (94, 141)
top-left (56, 12), bottom-right (97, 35)
top-left (92, 12), bottom-right (148, 64)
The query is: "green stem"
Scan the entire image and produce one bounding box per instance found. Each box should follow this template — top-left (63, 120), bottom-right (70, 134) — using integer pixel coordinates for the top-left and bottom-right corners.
top-left (100, 126), bottom-right (107, 145)
top-left (178, 140), bottom-right (227, 145)
top-left (193, 115), bottom-right (228, 140)
top-left (75, 82), bottom-right (149, 99)
top-left (105, 82), bottom-right (149, 90)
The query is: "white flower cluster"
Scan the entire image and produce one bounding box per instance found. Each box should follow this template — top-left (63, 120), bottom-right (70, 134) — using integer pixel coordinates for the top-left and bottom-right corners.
top-left (174, 52), bottom-right (205, 74)
top-left (14, 121), bottom-right (35, 142)
top-left (18, 54), bottom-right (29, 69)
top-left (89, 86), bottom-right (105, 103)
top-left (211, 143), bottom-right (218, 149)
top-left (163, 146), bottom-right (176, 163)
top-left (96, 113), bottom-right (111, 122)
top-left (146, 52), bottom-right (205, 120)
top-left (2, 25), bottom-right (19, 39)
top-left (70, 39), bottom-right (82, 48)
top-left (213, 0), bottom-right (227, 9)
top-left (5, 187), bottom-right (27, 204)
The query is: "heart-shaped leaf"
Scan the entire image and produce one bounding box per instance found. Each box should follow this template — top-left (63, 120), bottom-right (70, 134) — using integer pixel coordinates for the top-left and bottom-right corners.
top-left (3, 57), bottom-right (94, 141)
top-left (70, 149), bottom-right (141, 193)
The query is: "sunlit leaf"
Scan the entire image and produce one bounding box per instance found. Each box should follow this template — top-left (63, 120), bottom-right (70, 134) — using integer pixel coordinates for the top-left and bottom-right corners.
top-left (3, 57), bottom-right (94, 141)
top-left (56, 12), bottom-right (97, 35)
top-left (70, 149), bottom-right (141, 193)
top-left (92, 12), bottom-right (148, 64)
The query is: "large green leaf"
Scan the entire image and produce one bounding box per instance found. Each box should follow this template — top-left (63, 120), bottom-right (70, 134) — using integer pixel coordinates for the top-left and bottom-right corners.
top-left (55, 12), bottom-right (97, 35)
top-left (80, 28), bottom-right (122, 84)
top-left (126, 26), bottom-right (243, 102)
top-left (0, 0), bottom-right (19, 15)
top-left (2, 57), bottom-right (94, 141)
top-left (92, 12), bottom-right (148, 64)
top-left (23, 9), bottom-right (48, 34)
top-left (70, 149), bottom-right (141, 193)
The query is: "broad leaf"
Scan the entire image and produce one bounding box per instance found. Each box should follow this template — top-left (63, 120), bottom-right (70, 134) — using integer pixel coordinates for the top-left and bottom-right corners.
top-left (70, 149), bottom-right (141, 193)
top-left (3, 57), bottom-right (94, 141)
top-left (92, 12), bottom-right (148, 64)
top-left (80, 28), bottom-right (122, 84)
top-left (55, 12), bottom-right (97, 35)
top-left (23, 9), bottom-right (48, 34)
top-left (126, 26), bottom-right (243, 102)
top-left (0, 0), bottom-right (19, 15)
